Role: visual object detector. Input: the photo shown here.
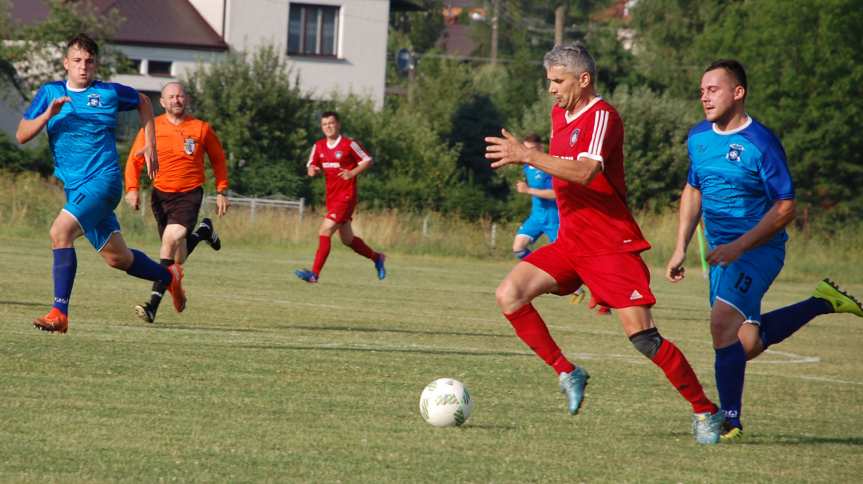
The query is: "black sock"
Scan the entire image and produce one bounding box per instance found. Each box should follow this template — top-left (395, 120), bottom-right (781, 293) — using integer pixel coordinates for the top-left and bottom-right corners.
top-left (187, 231), bottom-right (203, 255)
top-left (148, 258), bottom-right (173, 311)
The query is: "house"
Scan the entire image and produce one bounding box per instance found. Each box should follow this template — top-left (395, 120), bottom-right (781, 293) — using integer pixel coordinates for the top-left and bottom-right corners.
top-left (1, 0), bottom-right (422, 139)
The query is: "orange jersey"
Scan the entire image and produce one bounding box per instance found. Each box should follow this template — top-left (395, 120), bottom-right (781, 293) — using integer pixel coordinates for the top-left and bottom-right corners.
top-left (125, 114), bottom-right (229, 193)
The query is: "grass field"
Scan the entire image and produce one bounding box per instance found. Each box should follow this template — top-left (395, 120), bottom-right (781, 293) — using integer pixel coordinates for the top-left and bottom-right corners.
top-left (1, 235), bottom-right (862, 483)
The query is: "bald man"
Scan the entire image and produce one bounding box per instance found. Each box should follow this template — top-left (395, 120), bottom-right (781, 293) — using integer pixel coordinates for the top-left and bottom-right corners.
top-left (124, 82), bottom-right (229, 323)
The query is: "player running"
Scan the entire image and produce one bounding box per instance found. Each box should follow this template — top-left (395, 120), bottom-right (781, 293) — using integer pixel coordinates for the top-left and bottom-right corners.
top-left (485, 43), bottom-right (723, 444)
top-left (666, 59), bottom-right (863, 441)
top-left (124, 82), bottom-right (229, 323)
top-left (295, 111), bottom-right (385, 283)
top-left (16, 33), bottom-right (185, 333)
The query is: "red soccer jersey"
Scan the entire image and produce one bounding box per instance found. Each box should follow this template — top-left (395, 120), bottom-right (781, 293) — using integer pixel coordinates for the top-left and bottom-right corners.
top-left (307, 135), bottom-right (372, 208)
top-left (547, 98), bottom-right (650, 256)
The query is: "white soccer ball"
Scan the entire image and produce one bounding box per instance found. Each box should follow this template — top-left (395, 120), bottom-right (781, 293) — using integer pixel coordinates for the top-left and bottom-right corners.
top-left (419, 378), bottom-right (474, 427)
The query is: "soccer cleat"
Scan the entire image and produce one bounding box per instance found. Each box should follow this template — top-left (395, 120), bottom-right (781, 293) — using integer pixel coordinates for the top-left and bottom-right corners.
top-left (720, 420), bottom-right (744, 442)
top-left (295, 269), bottom-right (318, 283)
top-left (570, 287), bottom-right (585, 305)
top-left (813, 278), bottom-right (863, 317)
top-left (375, 254), bottom-right (386, 280)
top-left (134, 302), bottom-right (156, 323)
top-left (692, 410), bottom-right (724, 444)
top-left (197, 218), bottom-right (221, 251)
top-left (166, 264), bottom-right (186, 313)
top-left (559, 367), bottom-right (590, 415)
top-left (33, 307), bottom-right (69, 334)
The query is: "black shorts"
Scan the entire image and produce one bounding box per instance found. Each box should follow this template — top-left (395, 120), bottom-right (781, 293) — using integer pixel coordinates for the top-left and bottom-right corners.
top-left (151, 187), bottom-right (203, 237)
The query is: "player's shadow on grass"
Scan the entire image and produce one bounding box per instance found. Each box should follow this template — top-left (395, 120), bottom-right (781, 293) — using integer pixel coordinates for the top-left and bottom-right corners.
top-left (0, 300), bottom-right (46, 308)
top-left (668, 431), bottom-right (863, 446)
top-left (289, 324), bottom-right (511, 339)
top-left (151, 325), bottom-right (265, 333)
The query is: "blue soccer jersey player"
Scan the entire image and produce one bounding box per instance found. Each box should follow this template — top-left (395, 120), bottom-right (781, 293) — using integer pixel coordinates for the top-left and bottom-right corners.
top-left (512, 134), bottom-right (559, 260)
top-left (666, 59), bottom-right (863, 441)
top-left (16, 33), bottom-right (187, 333)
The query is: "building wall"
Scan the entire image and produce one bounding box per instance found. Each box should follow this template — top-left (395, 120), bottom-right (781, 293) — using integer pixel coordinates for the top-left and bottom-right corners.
top-left (224, 0), bottom-right (390, 108)
top-left (111, 45), bottom-right (226, 94)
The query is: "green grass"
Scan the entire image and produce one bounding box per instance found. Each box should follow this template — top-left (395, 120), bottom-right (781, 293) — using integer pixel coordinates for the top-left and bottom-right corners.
top-left (1, 235), bottom-right (862, 483)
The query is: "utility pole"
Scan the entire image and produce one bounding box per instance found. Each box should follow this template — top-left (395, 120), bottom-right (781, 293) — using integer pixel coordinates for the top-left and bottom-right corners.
top-left (490, 0), bottom-right (500, 65)
top-left (554, 3), bottom-right (567, 45)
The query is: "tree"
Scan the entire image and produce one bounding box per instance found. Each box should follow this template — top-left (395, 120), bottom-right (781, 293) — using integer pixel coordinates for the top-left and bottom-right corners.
top-left (0, 0), bottom-right (128, 101)
top-left (183, 46), bottom-right (313, 197)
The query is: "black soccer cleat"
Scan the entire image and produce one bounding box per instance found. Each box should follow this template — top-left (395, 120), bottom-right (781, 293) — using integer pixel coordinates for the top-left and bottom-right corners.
top-left (134, 302), bottom-right (156, 324)
top-left (197, 217), bottom-right (221, 251)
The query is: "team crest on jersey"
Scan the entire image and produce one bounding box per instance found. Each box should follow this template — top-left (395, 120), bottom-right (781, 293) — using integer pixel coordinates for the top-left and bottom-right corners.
top-left (184, 137), bottom-right (196, 155)
top-left (726, 143), bottom-right (745, 162)
top-left (334, 150), bottom-right (343, 159)
top-left (569, 128), bottom-right (580, 147)
top-left (87, 93), bottom-right (101, 107)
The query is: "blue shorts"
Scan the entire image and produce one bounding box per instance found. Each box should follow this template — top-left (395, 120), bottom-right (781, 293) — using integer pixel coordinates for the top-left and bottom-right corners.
top-left (709, 244), bottom-right (785, 323)
top-left (517, 211), bottom-right (559, 243)
top-left (63, 172), bottom-right (122, 251)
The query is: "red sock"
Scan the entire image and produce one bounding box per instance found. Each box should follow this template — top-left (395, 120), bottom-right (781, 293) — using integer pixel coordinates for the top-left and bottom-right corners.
top-left (652, 339), bottom-right (718, 414)
top-left (312, 235), bottom-right (331, 276)
top-left (349, 236), bottom-right (378, 261)
top-left (505, 304), bottom-right (575, 374)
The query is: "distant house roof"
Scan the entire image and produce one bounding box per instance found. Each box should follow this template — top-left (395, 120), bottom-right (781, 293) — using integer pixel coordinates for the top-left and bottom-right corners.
top-left (8, 0), bottom-right (228, 51)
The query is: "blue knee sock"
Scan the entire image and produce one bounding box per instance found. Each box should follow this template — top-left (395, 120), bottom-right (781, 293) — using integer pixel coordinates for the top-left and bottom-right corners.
top-left (715, 340), bottom-right (746, 428)
top-left (52, 248), bottom-right (77, 314)
top-left (126, 249), bottom-right (172, 285)
top-left (759, 297), bottom-right (832, 349)
top-left (514, 248), bottom-right (532, 260)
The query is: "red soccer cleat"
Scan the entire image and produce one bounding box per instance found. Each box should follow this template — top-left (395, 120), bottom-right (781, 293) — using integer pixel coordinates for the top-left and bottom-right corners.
top-left (33, 307), bottom-right (69, 333)
top-left (166, 264), bottom-right (187, 313)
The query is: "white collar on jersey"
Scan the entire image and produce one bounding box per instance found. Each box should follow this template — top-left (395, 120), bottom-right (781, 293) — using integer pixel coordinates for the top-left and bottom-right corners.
top-left (65, 80), bottom-right (91, 92)
top-left (564, 96), bottom-right (603, 124)
top-left (712, 115), bottom-right (752, 135)
top-left (326, 135), bottom-right (343, 149)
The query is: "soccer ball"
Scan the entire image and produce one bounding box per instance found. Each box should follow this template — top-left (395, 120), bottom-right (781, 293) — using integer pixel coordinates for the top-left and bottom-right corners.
top-left (418, 378), bottom-right (474, 427)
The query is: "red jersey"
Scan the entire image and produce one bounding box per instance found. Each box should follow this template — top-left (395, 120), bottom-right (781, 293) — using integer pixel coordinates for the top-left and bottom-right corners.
top-left (307, 135), bottom-right (372, 208)
top-left (547, 98), bottom-right (650, 256)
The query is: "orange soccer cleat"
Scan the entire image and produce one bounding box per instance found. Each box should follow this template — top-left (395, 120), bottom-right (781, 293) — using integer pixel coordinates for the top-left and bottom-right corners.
top-left (166, 264), bottom-right (187, 313)
top-left (33, 307), bottom-right (69, 333)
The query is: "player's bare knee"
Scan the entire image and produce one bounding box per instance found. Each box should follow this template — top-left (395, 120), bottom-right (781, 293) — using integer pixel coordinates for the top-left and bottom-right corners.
top-left (103, 252), bottom-right (129, 269)
top-left (629, 327), bottom-right (663, 359)
top-left (495, 279), bottom-right (524, 313)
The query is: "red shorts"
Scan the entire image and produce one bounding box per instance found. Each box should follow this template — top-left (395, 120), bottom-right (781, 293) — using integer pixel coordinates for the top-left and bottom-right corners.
top-left (325, 200), bottom-right (356, 224)
top-left (524, 243), bottom-right (656, 309)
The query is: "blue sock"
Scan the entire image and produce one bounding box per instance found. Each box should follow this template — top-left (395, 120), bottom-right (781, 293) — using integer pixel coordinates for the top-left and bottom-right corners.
top-left (759, 297), bottom-right (831, 349)
top-left (715, 340), bottom-right (746, 428)
top-left (514, 248), bottom-right (532, 260)
top-left (126, 249), bottom-right (172, 285)
top-left (52, 248), bottom-right (77, 314)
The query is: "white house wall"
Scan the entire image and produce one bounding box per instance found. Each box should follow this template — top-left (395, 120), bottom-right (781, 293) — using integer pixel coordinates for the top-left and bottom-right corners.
top-left (224, 0), bottom-right (389, 108)
top-left (111, 44), bottom-right (226, 94)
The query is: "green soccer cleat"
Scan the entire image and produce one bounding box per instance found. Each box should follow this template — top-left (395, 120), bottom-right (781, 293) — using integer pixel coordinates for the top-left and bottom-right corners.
top-left (720, 420), bottom-right (744, 442)
top-left (559, 367), bottom-right (589, 415)
top-left (692, 410), bottom-right (723, 444)
top-left (813, 279), bottom-right (863, 317)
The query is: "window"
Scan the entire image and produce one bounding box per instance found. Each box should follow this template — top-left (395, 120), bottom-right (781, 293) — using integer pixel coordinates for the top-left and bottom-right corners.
top-left (288, 3), bottom-right (339, 57)
top-left (148, 60), bottom-right (173, 77)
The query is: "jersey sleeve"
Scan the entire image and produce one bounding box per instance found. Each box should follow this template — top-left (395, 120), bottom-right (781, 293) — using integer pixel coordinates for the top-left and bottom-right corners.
top-left (112, 83), bottom-right (140, 111)
top-left (203, 123), bottom-right (229, 192)
top-left (306, 144), bottom-right (319, 167)
top-left (686, 138), bottom-right (701, 189)
top-left (577, 108), bottom-right (617, 169)
top-left (23, 84), bottom-right (53, 120)
top-left (349, 140), bottom-right (372, 163)
top-left (123, 128), bottom-right (147, 191)
top-left (758, 135), bottom-right (794, 200)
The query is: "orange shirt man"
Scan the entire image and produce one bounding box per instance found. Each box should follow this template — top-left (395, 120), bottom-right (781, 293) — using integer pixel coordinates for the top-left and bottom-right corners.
top-left (124, 81), bottom-right (228, 323)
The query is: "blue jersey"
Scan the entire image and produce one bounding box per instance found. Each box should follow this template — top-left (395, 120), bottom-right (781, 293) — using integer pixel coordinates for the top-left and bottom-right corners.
top-left (24, 80), bottom-right (140, 190)
top-left (523, 164), bottom-right (557, 213)
top-left (687, 117), bottom-right (794, 250)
